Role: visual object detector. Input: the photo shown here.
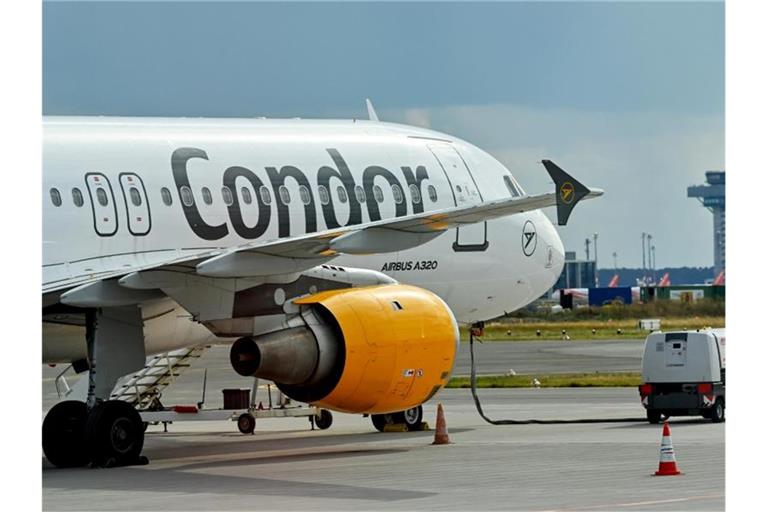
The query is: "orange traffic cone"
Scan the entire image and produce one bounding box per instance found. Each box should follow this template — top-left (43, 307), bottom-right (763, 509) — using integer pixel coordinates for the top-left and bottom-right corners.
top-left (432, 402), bottom-right (450, 445)
top-left (654, 421), bottom-right (682, 476)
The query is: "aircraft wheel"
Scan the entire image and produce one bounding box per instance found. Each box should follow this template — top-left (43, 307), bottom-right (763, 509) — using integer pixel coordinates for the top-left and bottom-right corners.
top-left (314, 409), bottom-right (333, 430)
top-left (43, 400), bottom-right (90, 468)
top-left (237, 413), bottom-right (256, 434)
top-left (86, 400), bottom-right (145, 467)
top-left (371, 413), bottom-right (390, 432)
top-left (394, 405), bottom-right (423, 431)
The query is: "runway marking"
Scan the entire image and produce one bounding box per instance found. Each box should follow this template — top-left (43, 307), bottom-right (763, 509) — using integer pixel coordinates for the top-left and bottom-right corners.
top-left (540, 493), bottom-right (724, 511)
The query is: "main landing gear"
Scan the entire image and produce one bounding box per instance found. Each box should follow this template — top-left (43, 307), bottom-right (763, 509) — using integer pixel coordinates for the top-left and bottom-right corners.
top-left (43, 306), bottom-right (149, 468)
top-left (371, 405), bottom-right (424, 432)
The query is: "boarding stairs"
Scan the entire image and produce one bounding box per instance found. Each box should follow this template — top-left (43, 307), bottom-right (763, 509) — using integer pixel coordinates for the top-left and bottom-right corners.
top-left (55, 345), bottom-right (208, 408)
top-left (109, 346), bottom-right (208, 409)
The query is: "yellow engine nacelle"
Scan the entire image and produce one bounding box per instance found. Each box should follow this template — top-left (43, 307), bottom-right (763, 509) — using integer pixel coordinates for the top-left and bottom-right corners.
top-left (229, 284), bottom-right (459, 414)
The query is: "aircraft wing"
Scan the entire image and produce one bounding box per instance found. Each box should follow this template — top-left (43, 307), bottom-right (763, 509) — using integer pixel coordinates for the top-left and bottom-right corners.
top-left (48, 160), bottom-right (601, 295)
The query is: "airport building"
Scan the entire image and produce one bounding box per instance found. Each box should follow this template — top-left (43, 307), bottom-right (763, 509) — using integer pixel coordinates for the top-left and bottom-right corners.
top-left (688, 171), bottom-right (725, 276)
top-left (553, 251), bottom-right (596, 289)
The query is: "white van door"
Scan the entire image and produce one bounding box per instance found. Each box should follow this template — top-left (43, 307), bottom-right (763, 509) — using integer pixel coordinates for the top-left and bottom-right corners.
top-left (665, 338), bottom-right (688, 367)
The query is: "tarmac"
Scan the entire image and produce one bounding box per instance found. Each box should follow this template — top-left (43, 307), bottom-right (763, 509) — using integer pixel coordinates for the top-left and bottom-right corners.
top-left (42, 341), bottom-right (724, 511)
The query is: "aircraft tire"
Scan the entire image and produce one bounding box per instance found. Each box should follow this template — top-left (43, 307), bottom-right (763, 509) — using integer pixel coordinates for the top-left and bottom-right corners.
top-left (314, 409), bottom-right (333, 430)
top-left (371, 413), bottom-right (389, 432)
top-left (86, 400), bottom-right (145, 467)
top-left (237, 413), bottom-right (256, 434)
top-left (43, 400), bottom-right (90, 468)
top-left (394, 405), bottom-right (423, 431)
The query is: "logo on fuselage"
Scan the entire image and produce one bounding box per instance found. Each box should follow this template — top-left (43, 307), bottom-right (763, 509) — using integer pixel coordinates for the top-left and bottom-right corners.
top-left (522, 220), bottom-right (537, 257)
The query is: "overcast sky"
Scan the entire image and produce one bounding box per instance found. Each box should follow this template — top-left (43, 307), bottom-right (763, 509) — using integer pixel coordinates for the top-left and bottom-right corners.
top-left (43, 1), bottom-right (724, 269)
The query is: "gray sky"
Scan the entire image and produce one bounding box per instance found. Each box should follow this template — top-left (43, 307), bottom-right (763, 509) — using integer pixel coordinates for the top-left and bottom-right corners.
top-left (43, 1), bottom-right (724, 268)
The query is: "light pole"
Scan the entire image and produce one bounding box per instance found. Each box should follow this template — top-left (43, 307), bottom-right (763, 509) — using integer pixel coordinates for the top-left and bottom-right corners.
top-left (593, 233), bottom-right (599, 287)
top-left (641, 233), bottom-right (646, 285)
top-left (651, 245), bottom-right (656, 283)
top-left (612, 251), bottom-right (618, 271)
top-left (647, 234), bottom-right (653, 284)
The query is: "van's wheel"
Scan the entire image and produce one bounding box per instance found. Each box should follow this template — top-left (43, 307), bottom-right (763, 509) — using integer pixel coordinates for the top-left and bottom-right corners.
top-left (394, 405), bottom-right (424, 431)
top-left (371, 413), bottom-right (390, 432)
top-left (314, 409), bottom-right (333, 430)
top-left (709, 399), bottom-right (725, 423)
top-left (43, 400), bottom-right (90, 468)
top-left (86, 400), bottom-right (145, 467)
top-left (237, 413), bottom-right (256, 434)
top-left (646, 409), bottom-right (662, 424)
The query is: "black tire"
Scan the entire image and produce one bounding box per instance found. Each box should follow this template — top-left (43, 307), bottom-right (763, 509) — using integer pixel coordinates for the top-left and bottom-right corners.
top-left (237, 413), bottom-right (256, 434)
top-left (709, 399), bottom-right (725, 423)
top-left (86, 400), bottom-right (144, 467)
top-left (43, 400), bottom-right (90, 468)
top-left (394, 405), bottom-right (424, 431)
top-left (371, 414), bottom-right (390, 432)
top-left (646, 409), bottom-right (662, 424)
top-left (314, 409), bottom-right (333, 430)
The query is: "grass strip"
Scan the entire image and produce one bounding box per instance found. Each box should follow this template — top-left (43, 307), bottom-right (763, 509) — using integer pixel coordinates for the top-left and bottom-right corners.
top-left (446, 372), bottom-right (642, 388)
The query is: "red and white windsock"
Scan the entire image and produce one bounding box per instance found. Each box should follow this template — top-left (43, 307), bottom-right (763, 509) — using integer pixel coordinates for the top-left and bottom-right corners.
top-left (654, 421), bottom-right (682, 476)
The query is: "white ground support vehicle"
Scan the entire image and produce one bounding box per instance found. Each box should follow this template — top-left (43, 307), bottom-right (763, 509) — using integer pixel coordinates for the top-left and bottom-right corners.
top-left (638, 330), bottom-right (725, 423)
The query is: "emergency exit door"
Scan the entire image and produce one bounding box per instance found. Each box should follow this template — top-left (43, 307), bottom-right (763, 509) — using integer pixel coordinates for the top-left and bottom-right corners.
top-left (85, 172), bottom-right (118, 237)
top-left (119, 173), bottom-right (152, 236)
top-left (428, 144), bottom-right (488, 252)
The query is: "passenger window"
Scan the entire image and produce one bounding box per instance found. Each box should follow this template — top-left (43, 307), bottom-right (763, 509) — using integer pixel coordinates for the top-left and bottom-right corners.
top-left (180, 186), bottom-right (194, 207)
top-left (318, 185), bottom-right (330, 205)
top-left (161, 187), bottom-right (173, 206)
top-left (299, 185), bottom-right (311, 205)
top-left (337, 186), bottom-right (348, 203)
top-left (373, 185), bottom-right (384, 203)
top-left (71, 187), bottom-right (84, 207)
top-left (391, 184), bottom-right (403, 204)
top-left (96, 187), bottom-right (108, 206)
top-left (129, 187), bottom-right (142, 207)
top-left (241, 187), bottom-right (252, 205)
top-left (428, 185), bottom-right (438, 202)
top-left (201, 187), bottom-right (213, 205)
top-left (50, 188), bottom-right (62, 207)
top-left (279, 185), bottom-right (291, 204)
top-left (221, 186), bottom-right (233, 206)
top-left (259, 186), bottom-right (272, 205)
top-left (409, 184), bottom-right (422, 204)
top-left (504, 176), bottom-right (520, 198)
top-left (354, 185), bottom-right (366, 203)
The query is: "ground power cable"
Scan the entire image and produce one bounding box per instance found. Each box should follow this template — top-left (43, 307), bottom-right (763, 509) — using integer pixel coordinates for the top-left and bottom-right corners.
top-left (468, 333), bottom-right (647, 424)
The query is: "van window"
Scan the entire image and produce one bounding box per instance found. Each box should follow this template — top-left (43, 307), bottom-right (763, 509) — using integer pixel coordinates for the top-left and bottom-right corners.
top-left (201, 187), bottom-right (213, 205)
top-left (71, 188), bottom-right (84, 207)
top-left (161, 187), bottom-right (173, 206)
top-left (50, 188), bottom-right (62, 207)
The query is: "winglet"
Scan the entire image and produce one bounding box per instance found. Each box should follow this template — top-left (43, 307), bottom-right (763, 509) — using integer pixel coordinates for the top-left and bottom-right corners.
top-left (541, 160), bottom-right (603, 225)
top-left (365, 98), bottom-right (379, 122)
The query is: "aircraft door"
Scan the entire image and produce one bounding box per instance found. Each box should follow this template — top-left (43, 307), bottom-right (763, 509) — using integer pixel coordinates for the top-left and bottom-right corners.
top-left (119, 173), bottom-right (151, 236)
top-left (85, 173), bottom-right (118, 236)
top-left (428, 144), bottom-right (487, 252)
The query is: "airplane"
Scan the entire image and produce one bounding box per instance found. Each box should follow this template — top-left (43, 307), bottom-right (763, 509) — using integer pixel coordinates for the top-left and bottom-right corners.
top-left (42, 105), bottom-right (602, 468)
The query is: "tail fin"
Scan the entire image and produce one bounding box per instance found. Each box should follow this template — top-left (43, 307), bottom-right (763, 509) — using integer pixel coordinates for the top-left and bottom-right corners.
top-left (541, 160), bottom-right (602, 225)
top-left (608, 274), bottom-right (619, 288)
top-left (713, 270), bottom-right (725, 286)
top-left (658, 273), bottom-right (670, 287)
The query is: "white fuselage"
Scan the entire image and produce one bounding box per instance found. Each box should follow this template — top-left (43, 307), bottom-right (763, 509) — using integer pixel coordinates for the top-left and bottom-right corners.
top-left (43, 117), bottom-right (565, 360)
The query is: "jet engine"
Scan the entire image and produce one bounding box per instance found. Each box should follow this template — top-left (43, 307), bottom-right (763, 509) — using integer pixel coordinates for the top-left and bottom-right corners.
top-left (229, 284), bottom-right (459, 414)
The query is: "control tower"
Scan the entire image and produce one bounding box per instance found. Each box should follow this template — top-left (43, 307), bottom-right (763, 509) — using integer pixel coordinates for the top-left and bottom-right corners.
top-left (687, 171), bottom-right (725, 276)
